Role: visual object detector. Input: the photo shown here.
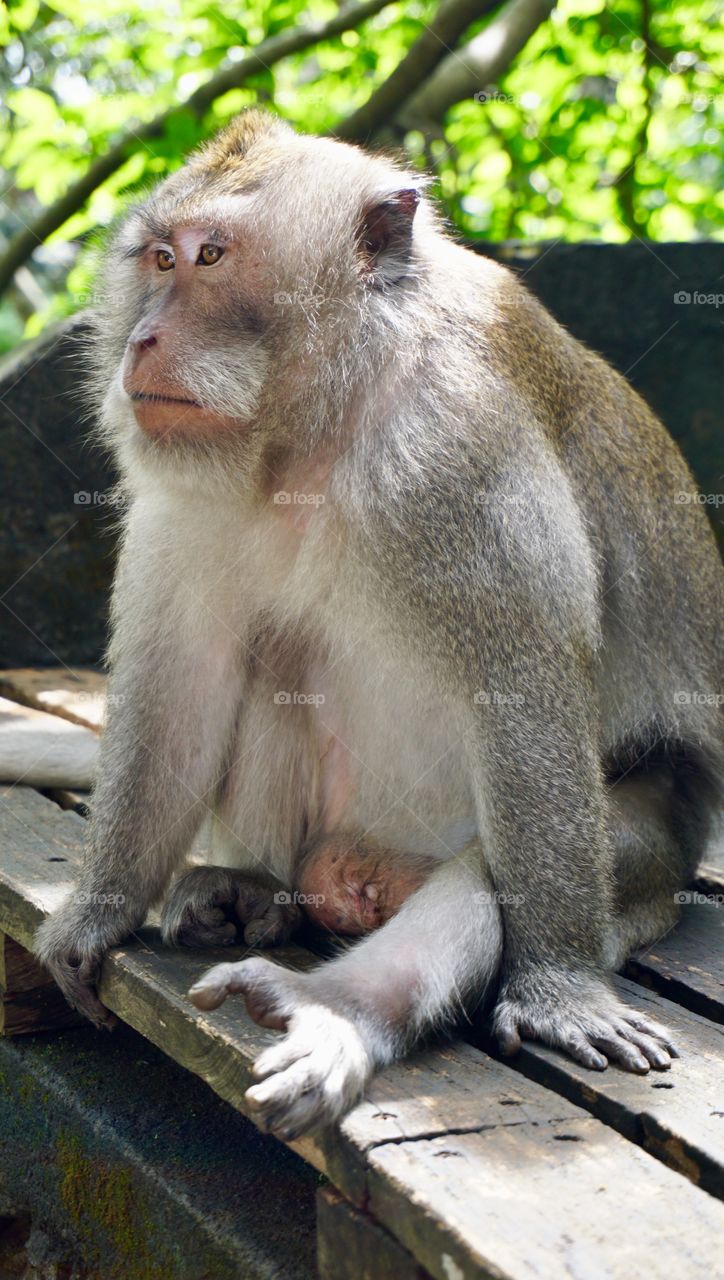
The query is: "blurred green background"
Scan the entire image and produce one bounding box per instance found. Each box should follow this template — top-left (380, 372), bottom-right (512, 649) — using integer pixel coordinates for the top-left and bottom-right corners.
top-left (0, 0), bottom-right (721, 352)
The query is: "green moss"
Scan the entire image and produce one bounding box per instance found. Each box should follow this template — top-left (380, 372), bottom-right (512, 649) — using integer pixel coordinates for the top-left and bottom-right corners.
top-left (16, 1077), bottom-right (35, 1105)
top-left (56, 1133), bottom-right (173, 1280)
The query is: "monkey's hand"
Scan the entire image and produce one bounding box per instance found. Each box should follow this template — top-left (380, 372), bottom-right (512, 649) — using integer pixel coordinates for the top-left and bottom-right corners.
top-left (160, 865), bottom-right (303, 949)
top-left (187, 957), bottom-right (374, 1140)
top-left (494, 968), bottom-right (677, 1072)
top-left (34, 893), bottom-right (133, 1029)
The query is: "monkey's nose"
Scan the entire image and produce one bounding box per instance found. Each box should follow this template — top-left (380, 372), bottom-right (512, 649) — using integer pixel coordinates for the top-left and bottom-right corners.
top-left (133, 332), bottom-right (158, 352)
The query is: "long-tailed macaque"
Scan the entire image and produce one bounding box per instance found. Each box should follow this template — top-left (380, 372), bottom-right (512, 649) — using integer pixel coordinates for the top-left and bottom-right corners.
top-left (35, 110), bottom-right (722, 1141)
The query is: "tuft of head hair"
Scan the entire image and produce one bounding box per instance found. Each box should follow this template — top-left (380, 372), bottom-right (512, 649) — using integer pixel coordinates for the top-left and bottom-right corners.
top-left (194, 108), bottom-right (293, 170)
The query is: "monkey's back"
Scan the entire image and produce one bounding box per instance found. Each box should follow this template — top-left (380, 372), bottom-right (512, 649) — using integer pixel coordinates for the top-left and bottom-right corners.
top-left (439, 244), bottom-right (722, 758)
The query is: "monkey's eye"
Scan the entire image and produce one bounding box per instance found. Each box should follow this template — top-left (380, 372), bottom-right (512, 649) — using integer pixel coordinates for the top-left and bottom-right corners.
top-left (156, 249), bottom-right (175, 272)
top-left (198, 244), bottom-right (224, 266)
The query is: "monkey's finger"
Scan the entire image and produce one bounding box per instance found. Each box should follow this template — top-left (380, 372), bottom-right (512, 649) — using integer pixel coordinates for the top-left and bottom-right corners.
top-left (253, 1035), bottom-right (313, 1081)
top-left (188, 961), bottom-right (239, 1009)
top-left (248, 1044), bottom-right (359, 1139)
top-left (590, 1033), bottom-right (649, 1073)
top-left (178, 914), bottom-right (238, 948)
top-left (247, 1057), bottom-right (319, 1113)
top-left (244, 912), bottom-right (292, 948)
top-left (622, 1014), bottom-right (678, 1057)
top-left (246, 1063), bottom-right (329, 1140)
top-left (248, 1086), bottom-right (324, 1142)
top-left (189, 957), bottom-right (291, 1027)
top-left (49, 958), bottom-right (116, 1030)
top-left (494, 1017), bottom-right (522, 1056)
top-left (69, 986), bottom-right (117, 1030)
top-left (558, 1035), bottom-right (608, 1072)
top-left (616, 1024), bottom-right (672, 1069)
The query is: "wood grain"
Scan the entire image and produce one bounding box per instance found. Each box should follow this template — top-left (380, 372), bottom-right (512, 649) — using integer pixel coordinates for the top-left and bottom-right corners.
top-left (626, 900), bottom-right (723, 1022)
top-left (0, 932), bottom-right (83, 1034)
top-left (317, 1186), bottom-right (432, 1280)
top-left (0, 697), bottom-right (99, 789)
top-left (480, 976), bottom-right (724, 1197)
top-left (0, 667), bottom-right (106, 730)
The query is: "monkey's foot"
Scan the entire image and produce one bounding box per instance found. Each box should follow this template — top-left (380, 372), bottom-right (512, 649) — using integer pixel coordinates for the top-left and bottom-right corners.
top-left (494, 974), bottom-right (677, 1073)
top-left (187, 957), bottom-right (372, 1139)
top-left (160, 866), bottom-right (303, 949)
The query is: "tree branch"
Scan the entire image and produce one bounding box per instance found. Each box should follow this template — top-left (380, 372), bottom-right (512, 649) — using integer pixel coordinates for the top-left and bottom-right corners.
top-left (396, 0), bottom-right (555, 126)
top-left (615, 0), bottom-right (654, 234)
top-left (332, 0), bottom-right (500, 142)
top-left (0, 0), bottom-right (394, 299)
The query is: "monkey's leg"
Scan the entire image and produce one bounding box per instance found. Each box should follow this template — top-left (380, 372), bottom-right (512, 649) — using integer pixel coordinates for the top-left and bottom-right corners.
top-left (188, 850), bottom-right (502, 1139)
top-left (161, 865), bottom-right (303, 948)
top-left (605, 756), bottom-right (717, 968)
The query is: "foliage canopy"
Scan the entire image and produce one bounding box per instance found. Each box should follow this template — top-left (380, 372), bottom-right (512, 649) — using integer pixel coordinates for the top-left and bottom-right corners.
top-left (0, 0), bottom-right (721, 346)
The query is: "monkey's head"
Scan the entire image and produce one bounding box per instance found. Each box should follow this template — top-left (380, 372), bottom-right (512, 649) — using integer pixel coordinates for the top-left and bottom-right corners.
top-left (94, 110), bottom-right (428, 489)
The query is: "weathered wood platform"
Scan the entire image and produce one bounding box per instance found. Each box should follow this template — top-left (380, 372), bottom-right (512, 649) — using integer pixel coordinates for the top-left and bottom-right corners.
top-left (0, 674), bottom-right (722, 1279)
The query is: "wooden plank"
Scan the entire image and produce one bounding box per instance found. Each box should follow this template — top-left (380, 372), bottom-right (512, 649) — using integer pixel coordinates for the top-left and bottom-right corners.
top-left (0, 667), bottom-right (106, 730)
top-left (626, 900), bottom-right (723, 1023)
top-left (0, 698), bottom-right (99, 789)
top-left (2, 787), bottom-right (724, 1280)
top-left (364, 1119), bottom-right (724, 1280)
top-left (479, 976), bottom-right (724, 1198)
top-left (317, 1186), bottom-right (432, 1280)
top-left (0, 932), bottom-right (83, 1035)
top-left (698, 818), bottom-right (724, 890)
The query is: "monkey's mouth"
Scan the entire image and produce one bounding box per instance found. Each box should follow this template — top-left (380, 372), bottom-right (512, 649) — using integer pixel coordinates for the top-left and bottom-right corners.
top-left (128, 388), bottom-right (242, 441)
top-left (130, 391), bottom-right (201, 408)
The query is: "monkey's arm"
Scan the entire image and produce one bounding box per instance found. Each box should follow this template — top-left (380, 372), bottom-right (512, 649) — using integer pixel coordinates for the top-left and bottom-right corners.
top-left (34, 503), bottom-right (245, 1024)
top-left (467, 629), bottom-right (674, 1071)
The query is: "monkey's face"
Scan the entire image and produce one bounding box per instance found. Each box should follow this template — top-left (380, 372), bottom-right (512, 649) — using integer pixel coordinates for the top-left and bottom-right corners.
top-left (116, 220), bottom-right (269, 443)
top-left (94, 114), bottom-right (422, 481)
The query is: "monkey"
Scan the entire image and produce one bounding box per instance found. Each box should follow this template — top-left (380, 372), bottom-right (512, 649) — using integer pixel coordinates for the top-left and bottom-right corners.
top-left (35, 109), bottom-right (722, 1142)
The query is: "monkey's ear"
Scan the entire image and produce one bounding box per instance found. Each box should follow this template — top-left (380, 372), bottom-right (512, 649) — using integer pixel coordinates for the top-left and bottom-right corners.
top-left (359, 189), bottom-right (420, 288)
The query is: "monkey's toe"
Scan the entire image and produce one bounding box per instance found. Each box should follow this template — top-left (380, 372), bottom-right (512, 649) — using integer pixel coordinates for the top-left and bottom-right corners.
top-left (176, 907), bottom-right (239, 949)
top-left (162, 867), bottom-right (301, 950)
top-left (161, 866), bottom-right (243, 947)
top-left (243, 902), bottom-right (301, 949)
